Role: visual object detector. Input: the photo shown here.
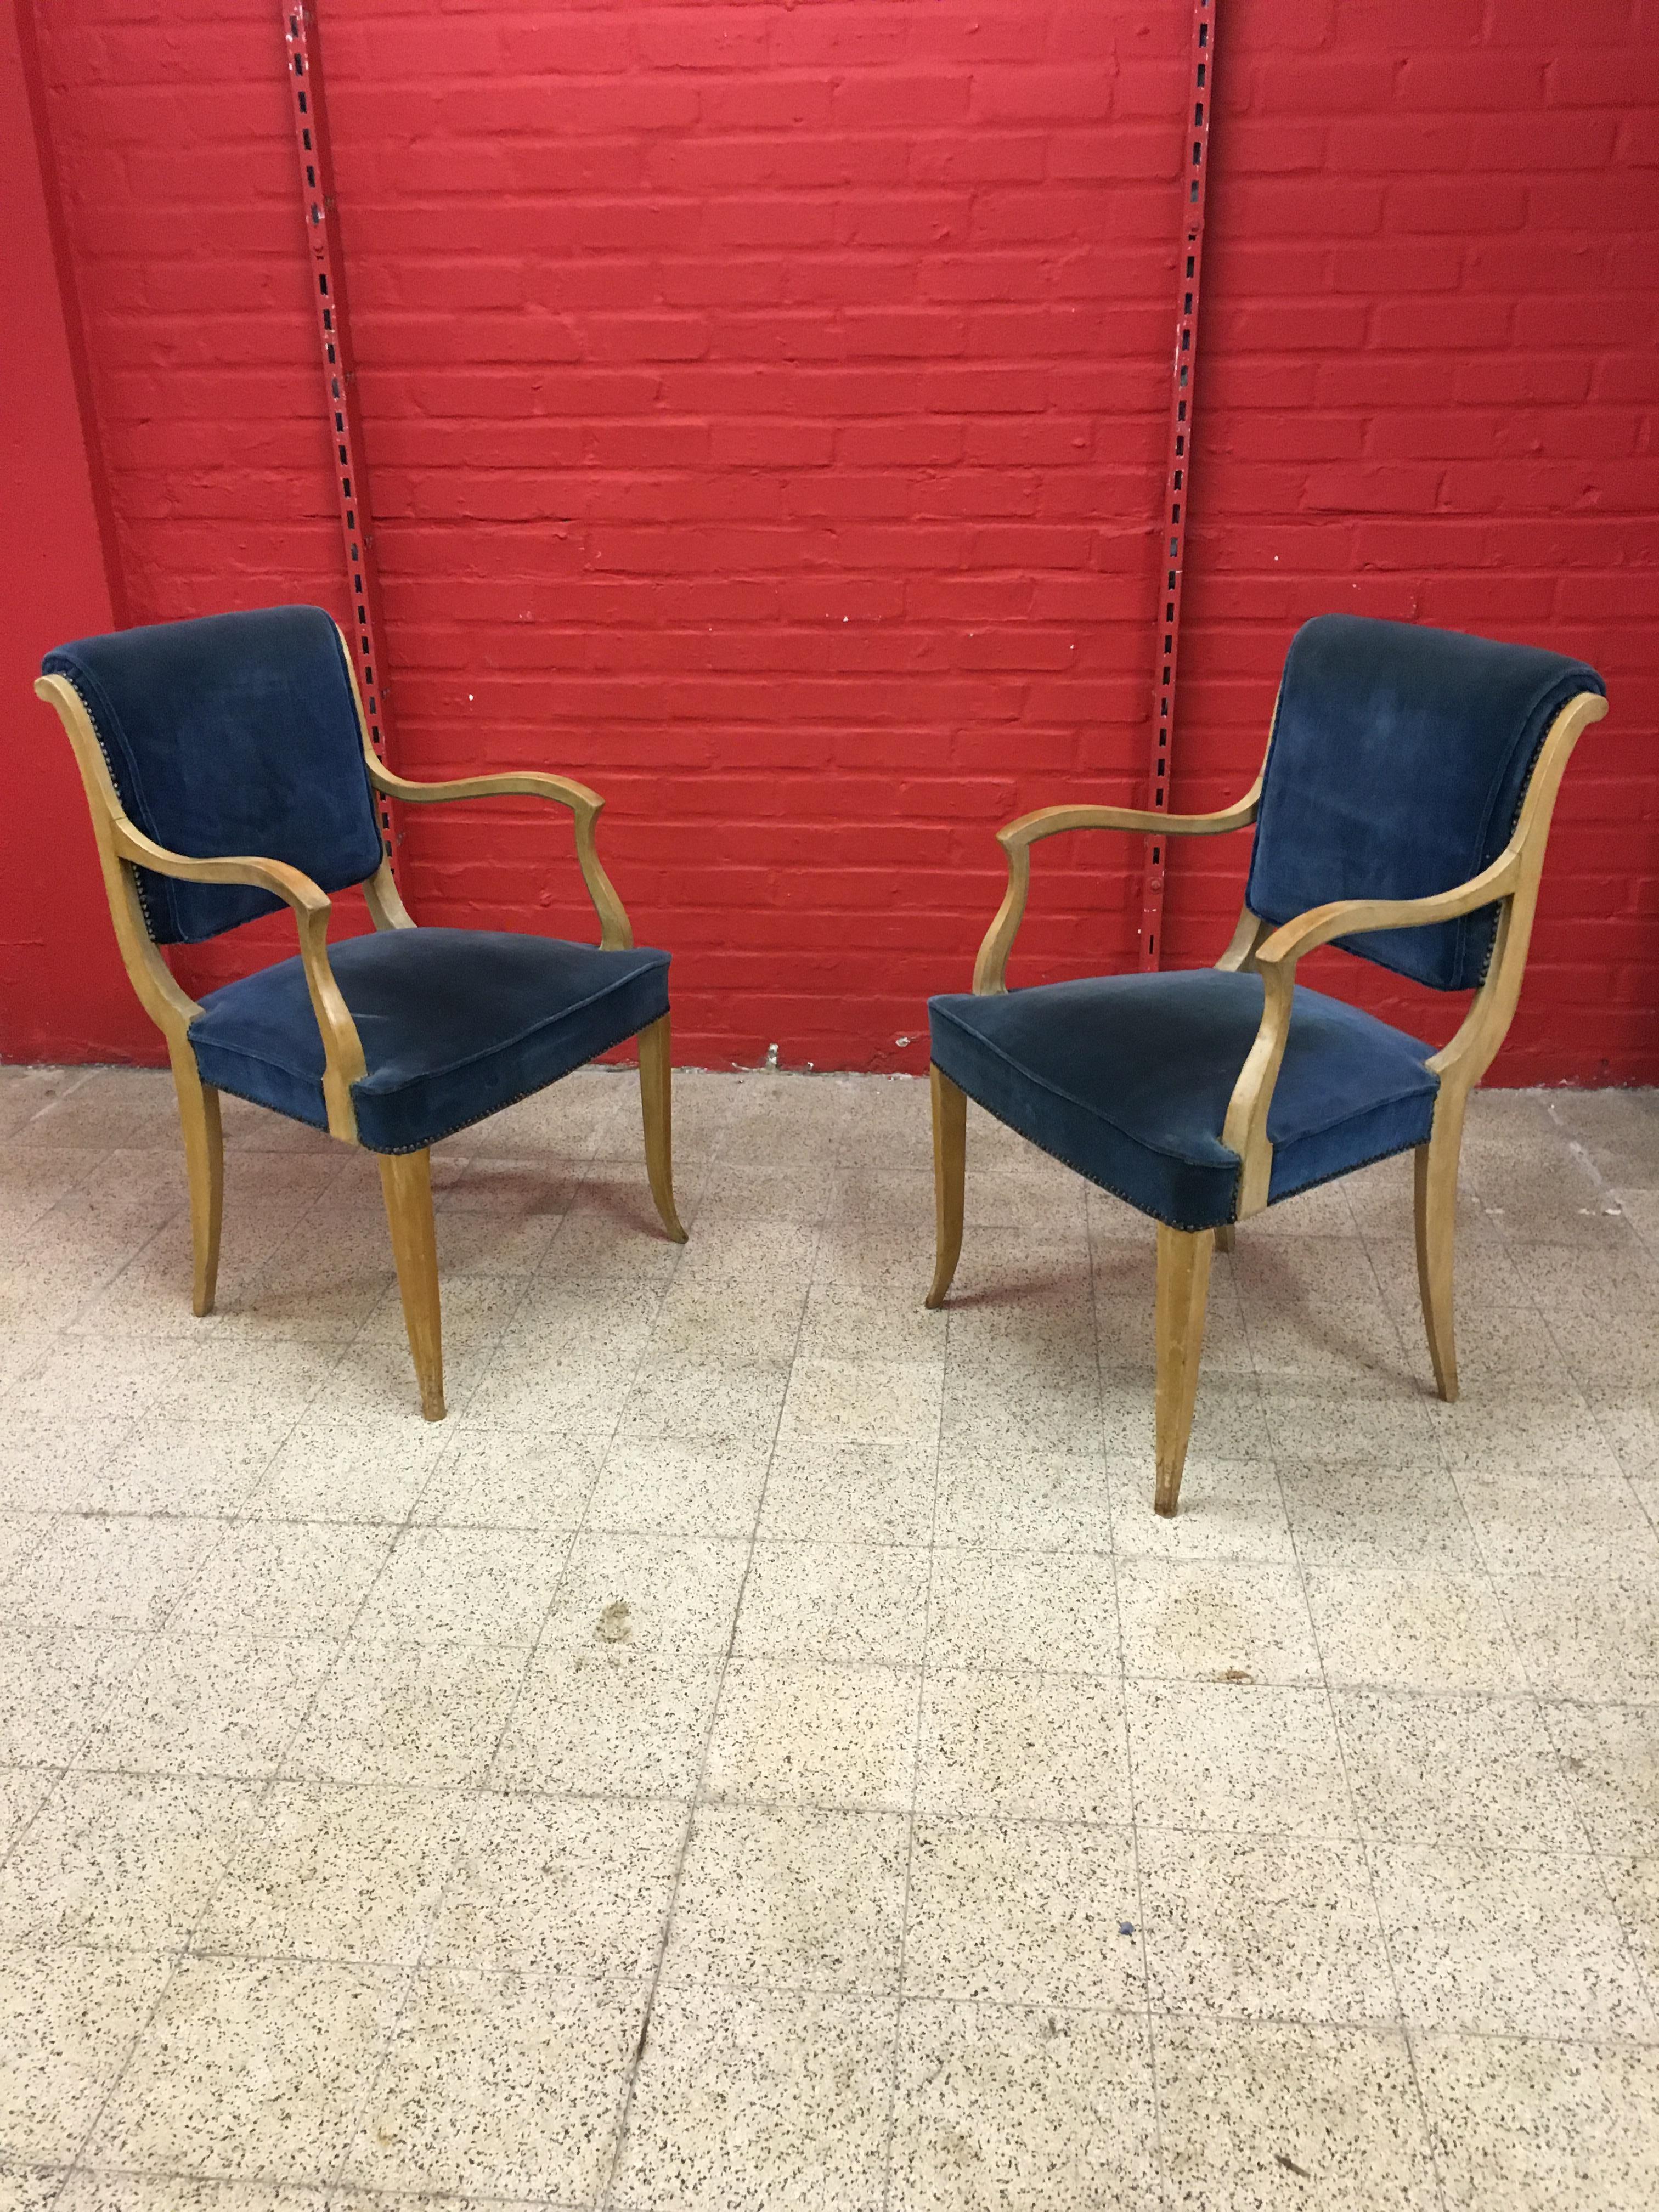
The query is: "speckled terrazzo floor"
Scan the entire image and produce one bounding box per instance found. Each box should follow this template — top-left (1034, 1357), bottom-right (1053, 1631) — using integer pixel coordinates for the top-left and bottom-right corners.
top-left (0, 1060), bottom-right (1656, 2211)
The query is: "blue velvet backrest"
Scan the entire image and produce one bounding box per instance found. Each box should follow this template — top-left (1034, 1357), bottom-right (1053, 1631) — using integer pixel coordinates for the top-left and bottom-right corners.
top-left (42, 606), bottom-right (383, 945)
top-left (1246, 614), bottom-right (1604, 992)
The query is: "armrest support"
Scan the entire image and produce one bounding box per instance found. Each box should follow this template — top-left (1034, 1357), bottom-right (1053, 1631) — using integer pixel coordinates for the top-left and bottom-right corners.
top-left (997, 782), bottom-right (1263, 855)
top-left (365, 760), bottom-right (633, 950)
top-left (111, 817), bottom-right (334, 915)
top-left (110, 820), bottom-right (368, 1143)
top-left (1251, 849), bottom-right (1520, 970)
top-left (972, 777), bottom-right (1263, 995)
top-left (1220, 849), bottom-right (1521, 1217)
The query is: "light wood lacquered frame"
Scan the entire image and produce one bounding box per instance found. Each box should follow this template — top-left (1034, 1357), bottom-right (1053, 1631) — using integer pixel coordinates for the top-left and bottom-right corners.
top-left (927, 689), bottom-right (1608, 1516)
top-left (35, 630), bottom-right (685, 1423)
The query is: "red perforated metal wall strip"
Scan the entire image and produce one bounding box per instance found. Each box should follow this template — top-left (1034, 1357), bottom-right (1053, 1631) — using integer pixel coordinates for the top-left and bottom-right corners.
top-left (280, 3), bottom-right (398, 854)
top-left (1138, 0), bottom-right (1218, 970)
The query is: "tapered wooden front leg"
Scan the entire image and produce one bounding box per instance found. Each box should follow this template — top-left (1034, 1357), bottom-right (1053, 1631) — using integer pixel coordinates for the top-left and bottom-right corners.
top-left (1154, 1224), bottom-right (1215, 1516)
top-left (925, 1066), bottom-right (967, 1310)
top-left (638, 1013), bottom-right (687, 1243)
top-left (1214, 1224), bottom-right (1235, 1254)
top-left (1414, 1093), bottom-right (1465, 1403)
top-left (169, 1045), bottom-right (223, 1317)
top-left (379, 1150), bottom-right (445, 1421)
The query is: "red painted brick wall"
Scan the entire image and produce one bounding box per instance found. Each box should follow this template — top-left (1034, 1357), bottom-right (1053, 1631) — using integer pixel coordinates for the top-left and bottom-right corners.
top-left (1, 0), bottom-right (143, 1063)
top-left (22, 0), bottom-right (1659, 1081)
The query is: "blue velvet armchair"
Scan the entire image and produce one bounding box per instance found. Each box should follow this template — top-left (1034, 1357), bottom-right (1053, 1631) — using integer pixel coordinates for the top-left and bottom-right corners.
top-left (924, 615), bottom-right (1607, 1514)
top-left (37, 605), bottom-right (685, 1420)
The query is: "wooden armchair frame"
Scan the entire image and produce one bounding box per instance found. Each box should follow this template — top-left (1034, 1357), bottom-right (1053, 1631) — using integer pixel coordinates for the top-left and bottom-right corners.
top-left (928, 686), bottom-right (1607, 1514)
top-left (36, 631), bottom-right (683, 1423)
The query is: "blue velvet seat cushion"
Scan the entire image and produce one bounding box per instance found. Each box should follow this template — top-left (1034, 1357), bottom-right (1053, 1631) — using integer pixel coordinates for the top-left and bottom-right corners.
top-left (189, 929), bottom-right (670, 1154)
top-left (929, 970), bottom-right (1440, 1231)
top-left (42, 607), bottom-right (384, 945)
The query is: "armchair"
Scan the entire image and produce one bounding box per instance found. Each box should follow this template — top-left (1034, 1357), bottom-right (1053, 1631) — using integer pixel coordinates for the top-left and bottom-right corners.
top-left (37, 605), bottom-right (685, 1420)
top-left (924, 614), bottom-right (1607, 1514)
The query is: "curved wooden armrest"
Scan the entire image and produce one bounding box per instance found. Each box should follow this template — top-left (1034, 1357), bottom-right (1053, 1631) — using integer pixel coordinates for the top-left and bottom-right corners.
top-left (998, 781), bottom-right (1262, 855)
top-left (972, 778), bottom-right (1263, 994)
top-left (1220, 851), bottom-right (1522, 1218)
top-left (110, 820), bottom-right (367, 1144)
top-left (364, 760), bottom-right (632, 950)
top-left (1251, 851), bottom-right (1520, 972)
top-left (111, 819), bottom-right (333, 915)
top-left (368, 763), bottom-right (605, 815)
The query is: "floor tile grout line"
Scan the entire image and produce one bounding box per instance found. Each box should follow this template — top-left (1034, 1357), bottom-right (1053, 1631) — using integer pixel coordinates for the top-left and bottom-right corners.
top-left (1231, 1192), bottom-right (1441, 2188)
top-left (568, 1973), bottom-right (1659, 2044)
top-left (1082, 1150), bottom-right (1170, 2205)
top-left (9, 1064), bottom-right (105, 1126)
top-left (13, 1945), bottom-right (1659, 2046)
top-left (470, 1104), bottom-right (728, 1796)
top-left (1602, 1864), bottom-right (1659, 2039)
top-left (1342, 1177), bottom-right (1438, 1401)
top-left (0, 1511), bottom-right (58, 1607)
top-left (1545, 1150), bottom-right (1659, 1530)
top-left (323, 1104), bottom-right (719, 2201)
top-left (8, 1629), bottom-right (1656, 1709)
top-left (1280, 1214), bottom-right (1454, 2212)
top-left (13, 1498), bottom-right (1659, 1549)
top-left (0, 1762), bottom-right (70, 1884)
top-left (14, 1637), bottom-right (1659, 1795)
top-left (14, 1779), bottom-right (1657, 1854)
top-left (595, 1090), bottom-right (854, 2211)
top-left (1141, 1201), bottom-right (1322, 2177)
top-left (295, 1451), bottom-right (521, 2188)
top-left (874, 1124), bottom-right (954, 2212)
top-left (1368, 1176), bottom-right (1561, 1726)
top-left (58, 2159), bottom-right (588, 2212)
